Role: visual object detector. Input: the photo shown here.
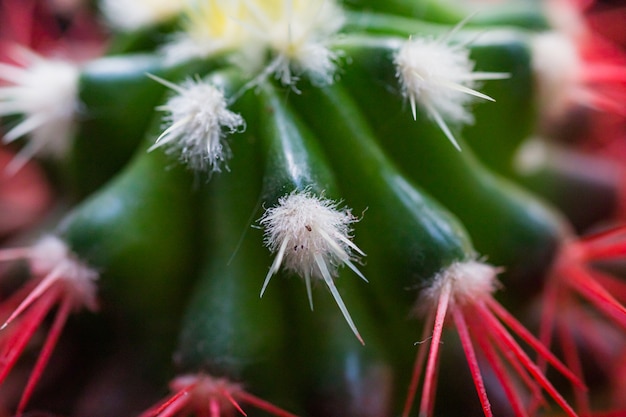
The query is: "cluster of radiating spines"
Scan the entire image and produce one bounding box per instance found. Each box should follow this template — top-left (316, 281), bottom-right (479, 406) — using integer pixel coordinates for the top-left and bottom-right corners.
top-left (165, 1), bottom-right (509, 147)
top-left (140, 373), bottom-right (299, 417)
top-left (536, 226), bottom-right (626, 415)
top-left (529, 0), bottom-right (626, 214)
top-left (163, 0), bottom-right (345, 87)
top-left (527, 4), bottom-right (626, 413)
top-left (393, 20), bottom-right (509, 151)
top-left (0, 0), bottom-right (104, 179)
top-left (533, 0), bottom-right (626, 126)
top-left (148, 74), bottom-right (246, 173)
top-left (402, 260), bottom-right (584, 417)
top-left (259, 190), bottom-right (367, 343)
top-left (0, 235), bottom-right (98, 414)
top-left (0, 49), bottom-right (79, 174)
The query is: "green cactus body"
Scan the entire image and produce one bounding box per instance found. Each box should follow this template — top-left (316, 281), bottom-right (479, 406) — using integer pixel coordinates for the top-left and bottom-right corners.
top-left (1, 1), bottom-right (626, 417)
top-left (291, 82), bottom-right (474, 285)
top-left (332, 39), bottom-right (568, 303)
top-left (59, 123), bottom-right (203, 377)
top-left (342, 0), bottom-right (549, 29)
top-left (170, 89), bottom-right (301, 417)
top-left (69, 53), bottom-right (225, 197)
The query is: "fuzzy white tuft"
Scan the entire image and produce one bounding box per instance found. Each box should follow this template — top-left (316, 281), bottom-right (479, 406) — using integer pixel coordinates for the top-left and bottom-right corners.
top-left (394, 33), bottom-right (508, 151)
top-left (260, 190), bottom-right (364, 290)
top-left (163, 0), bottom-right (344, 87)
top-left (419, 260), bottom-right (501, 310)
top-left (249, 0), bottom-right (345, 86)
top-left (100, 0), bottom-right (186, 30)
top-left (149, 75), bottom-right (245, 173)
top-left (260, 189), bottom-right (366, 342)
top-left (405, 258), bottom-right (580, 417)
top-left (0, 50), bottom-right (79, 173)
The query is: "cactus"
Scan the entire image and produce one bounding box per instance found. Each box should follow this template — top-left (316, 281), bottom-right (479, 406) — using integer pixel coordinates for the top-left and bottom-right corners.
top-left (1, 0), bottom-right (626, 416)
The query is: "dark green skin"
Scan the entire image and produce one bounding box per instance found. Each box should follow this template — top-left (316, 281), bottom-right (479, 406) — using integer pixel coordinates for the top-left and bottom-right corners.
top-left (173, 87), bottom-right (300, 410)
top-left (286, 269), bottom-right (395, 417)
top-left (257, 82), bottom-right (396, 417)
top-left (462, 30), bottom-right (538, 175)
top-left (57, 114), bottom-right (202, 380)
top-left (105, 17), bottom-right (180, 55)
top-left (336, 37), bottom-right (568, 304)
top-left (341, 1), bottom-right (549, 30)
top-left (342, 10), bottom-right (450, 38)
top-left (334, 25), bottom-right (538, 176)
top-left (288, 81), bottom-right (477, 398)
top-left (288, 80), bottom-right (473, 300)
top-left (257, 82), bottom-right (337, 202)
top-left (174, 164), bottom-right (285, 383)
top-left (69, 54), bottom-right (170, 198)
top-left (69, 53), bottom-right (221, 198)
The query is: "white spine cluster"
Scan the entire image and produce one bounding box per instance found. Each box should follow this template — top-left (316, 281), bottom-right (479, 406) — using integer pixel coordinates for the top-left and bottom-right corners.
top-left (0, 50), bottom-right (79, 173)
top-left (256, 0), bottom-right (345, 86)
top-left (100, 0), bottom-right (186, 31)
top-left (149, 75), bottom-right (245, 173)
top-left (394, 32), bottom-right (508, 151)
top-left (163, 0), bottom-right (344, 87)
top-left (260, 190), bottom-right (366, 342)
